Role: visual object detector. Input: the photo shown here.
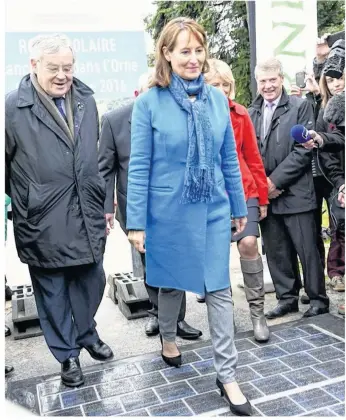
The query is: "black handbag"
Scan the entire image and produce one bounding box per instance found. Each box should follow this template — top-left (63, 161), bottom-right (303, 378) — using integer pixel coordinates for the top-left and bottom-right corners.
top-left (328, 187), bottom-right (345, 232)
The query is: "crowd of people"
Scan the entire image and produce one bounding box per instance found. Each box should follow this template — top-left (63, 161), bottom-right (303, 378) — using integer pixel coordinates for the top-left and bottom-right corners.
top-left (5, 17), bottom-right (344, 417)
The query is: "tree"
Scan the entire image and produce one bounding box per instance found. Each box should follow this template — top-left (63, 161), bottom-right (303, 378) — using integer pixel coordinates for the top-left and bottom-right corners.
top-left (317, 0), bottom-right (345, 35)
top-left (144, 1), bottom-right (345, 107)
top-left (145, 1), bottom-right (252, 106)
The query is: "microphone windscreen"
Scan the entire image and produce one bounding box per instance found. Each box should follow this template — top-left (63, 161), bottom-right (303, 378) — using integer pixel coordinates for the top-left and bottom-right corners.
top-left (290, 125), bottom-right (311, 143)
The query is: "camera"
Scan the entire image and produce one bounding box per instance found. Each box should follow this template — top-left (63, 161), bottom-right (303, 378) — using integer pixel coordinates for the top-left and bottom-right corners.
top-left (295, 71), bottom-right (306, 89)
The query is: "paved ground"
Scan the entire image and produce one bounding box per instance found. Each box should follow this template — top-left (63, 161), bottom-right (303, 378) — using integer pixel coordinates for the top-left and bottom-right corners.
top-left (4, 219), bottom-right (345, 416)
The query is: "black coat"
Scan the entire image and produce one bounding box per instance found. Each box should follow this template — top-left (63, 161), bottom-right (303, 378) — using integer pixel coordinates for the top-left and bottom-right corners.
top-left (5, 74), bottom-right (106, 268)
top-left (315, 108), bottom-right (344, 189)
top-left (98, 102), bottom-right (133, 234)
top-left (248, 88), bottom-right (317, 214)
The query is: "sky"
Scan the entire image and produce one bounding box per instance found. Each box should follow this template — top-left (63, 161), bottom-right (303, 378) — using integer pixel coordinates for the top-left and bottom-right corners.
top-left (5, 0), bottom-right (157, 53)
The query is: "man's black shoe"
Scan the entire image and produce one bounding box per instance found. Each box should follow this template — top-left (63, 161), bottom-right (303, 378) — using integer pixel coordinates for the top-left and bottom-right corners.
top-left (5, 365), bottom-right (14, 376)
top-left (265, 302), bottom-right (299, 319)
top-left (84, 339), bottom-right (114, 361)
top-left (300, 294), bottom-right (310, 304)
top-left (61, 357), bottom-right (84, 387)
top-left (5, 285), bottom-right (12, 301)
top-left (303, 306), bottom-right (329, 317)
top-left (145, 317), bottom-right (160, 336)
top-left (177, 321), bottom-right (202, 340)
top-left (5, 325), bottom-right (11, 337)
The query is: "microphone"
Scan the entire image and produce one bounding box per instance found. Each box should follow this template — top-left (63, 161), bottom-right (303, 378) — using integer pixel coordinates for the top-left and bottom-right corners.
top-left (290, 124), bottom-right (312, 144)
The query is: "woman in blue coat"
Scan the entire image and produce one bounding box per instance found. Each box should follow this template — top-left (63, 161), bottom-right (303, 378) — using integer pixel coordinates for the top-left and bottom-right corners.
top-left (127, 18), bottom-right (251, 416)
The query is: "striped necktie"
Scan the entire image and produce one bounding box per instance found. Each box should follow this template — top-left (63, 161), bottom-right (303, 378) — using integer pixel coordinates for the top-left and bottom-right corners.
top-left (53, 97), bottom-right (67, 122)
top-left (264, 102), bottom-right (275, 137)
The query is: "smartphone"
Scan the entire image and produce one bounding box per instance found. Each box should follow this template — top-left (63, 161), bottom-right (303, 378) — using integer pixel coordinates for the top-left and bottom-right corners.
top-left (295, 71), bottom-right (306, 89)
top-left (326, 31), bottom-right (345, 48)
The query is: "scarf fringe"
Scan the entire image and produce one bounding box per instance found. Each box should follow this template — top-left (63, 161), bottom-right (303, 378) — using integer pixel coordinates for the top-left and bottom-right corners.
top-left (180, 167), bottom-right (215, 204)
top-left (169, 73), bottom-right (215, 204)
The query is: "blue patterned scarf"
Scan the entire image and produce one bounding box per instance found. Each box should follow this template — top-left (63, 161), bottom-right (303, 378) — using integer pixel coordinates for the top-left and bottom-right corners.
top-left (168, 72), bottom-right (215, 203)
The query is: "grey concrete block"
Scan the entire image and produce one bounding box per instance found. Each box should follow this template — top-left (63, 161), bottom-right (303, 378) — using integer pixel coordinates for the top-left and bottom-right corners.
top-left (12, 285), bottom-right (39, 322)
top-left (107, 272), bottom-right (151, 320)
top-left (11, 285), bottom-right (43, 340)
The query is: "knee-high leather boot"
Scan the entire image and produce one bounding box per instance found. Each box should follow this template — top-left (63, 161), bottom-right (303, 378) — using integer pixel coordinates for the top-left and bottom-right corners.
top-left (240, 255), bottom-right (270, 342)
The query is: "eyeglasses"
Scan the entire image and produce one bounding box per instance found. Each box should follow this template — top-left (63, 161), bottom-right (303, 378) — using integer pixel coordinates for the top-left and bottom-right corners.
top-left (37, 61), bottom-right (74, 75)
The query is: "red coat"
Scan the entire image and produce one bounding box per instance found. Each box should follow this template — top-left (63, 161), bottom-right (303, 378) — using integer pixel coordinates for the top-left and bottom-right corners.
top-left (229, 99), bottom-right (269, 206)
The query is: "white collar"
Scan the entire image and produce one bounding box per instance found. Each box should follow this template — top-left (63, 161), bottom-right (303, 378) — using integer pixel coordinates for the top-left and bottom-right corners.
top-left (264, 93), bottom-right (282, 108)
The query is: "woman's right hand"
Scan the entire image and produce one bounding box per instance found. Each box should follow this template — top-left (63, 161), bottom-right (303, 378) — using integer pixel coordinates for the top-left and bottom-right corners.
top-left (128, 230), bottom-right (146, 253)
top-left (304, 73), bottom-right (320, 95)
top-left (233, 217), bottom-right (247, 235)
top-left (316, 33), bottom-right (330, 63)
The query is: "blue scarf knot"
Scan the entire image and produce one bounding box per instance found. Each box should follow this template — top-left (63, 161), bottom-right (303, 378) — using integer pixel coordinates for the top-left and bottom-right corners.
top-left (168, 72), bottom-right (215, 204)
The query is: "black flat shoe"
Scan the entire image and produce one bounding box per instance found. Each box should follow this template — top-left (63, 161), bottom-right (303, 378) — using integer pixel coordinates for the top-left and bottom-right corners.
top-left (216, 378), bottom-right (252, 416)
top-left (61, 357), bottom-right (84, 387)
top-left (303, 306), bottom-right (329, 318)
top-left (145, 317), bottom-right (159, 336)
top-left (84, 339), bottom-right (114, 361)
top-left (177, 321), bottom-right (202, 340)
top-left (5, 365), bottom-right (14, 376)
top-left (5, 325), bottom-right (11, 337)
top-left (265, 302), bottom-right (299, 319)
top-left (160, 335), bottom-right (181, 368)
top-left (5, 285), bottom-right (12, 301)
top-left (300, 294), bottom-right (310, 304)
top-left (196, 294), bottom-right (206, 303)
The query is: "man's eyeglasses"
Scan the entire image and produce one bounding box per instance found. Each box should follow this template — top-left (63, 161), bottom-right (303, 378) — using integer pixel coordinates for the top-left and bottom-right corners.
top-left (37, 61), bottom-right (74, 75)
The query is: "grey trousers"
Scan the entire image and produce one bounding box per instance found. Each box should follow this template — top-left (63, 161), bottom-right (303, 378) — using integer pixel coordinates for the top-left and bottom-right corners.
top-left (158, 287), bottom-right (238, 383)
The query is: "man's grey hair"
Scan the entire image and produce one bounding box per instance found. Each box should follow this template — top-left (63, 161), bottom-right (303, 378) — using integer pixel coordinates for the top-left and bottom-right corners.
top-left (137, 68), bottom-right (155, 92)
top-left (29, 33), bottom-right (75, 62)
top-left (255, 57), bottom-right (284, 79)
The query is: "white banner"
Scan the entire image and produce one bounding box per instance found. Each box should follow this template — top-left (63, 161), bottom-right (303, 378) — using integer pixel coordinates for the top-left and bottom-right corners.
top-left (255, 0), bottom-right (317, 90)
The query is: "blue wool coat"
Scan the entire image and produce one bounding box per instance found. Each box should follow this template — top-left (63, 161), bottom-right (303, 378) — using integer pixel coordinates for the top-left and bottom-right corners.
top-left (126, 85), bottom-right (247, 294)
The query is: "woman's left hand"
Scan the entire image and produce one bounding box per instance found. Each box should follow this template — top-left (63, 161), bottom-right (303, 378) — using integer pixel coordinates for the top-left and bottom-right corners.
top-left (259, 205), bottom-right (268, 221)
top-left (234, 217), bottom-right (247, 234)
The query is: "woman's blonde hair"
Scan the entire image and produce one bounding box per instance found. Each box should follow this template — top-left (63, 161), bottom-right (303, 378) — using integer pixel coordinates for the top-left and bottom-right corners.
top-left (149, 17), bottom-right (210, 88)
top-left (204, 58), bottom-right (236, 99)
top-left (319, 74), bottom-right (333, 109)
top-left (319, 72), bottom-right (345, 108)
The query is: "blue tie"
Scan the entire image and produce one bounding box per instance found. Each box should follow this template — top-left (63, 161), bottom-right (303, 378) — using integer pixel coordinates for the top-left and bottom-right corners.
top-left (54, 97), bottom-right (67, 122)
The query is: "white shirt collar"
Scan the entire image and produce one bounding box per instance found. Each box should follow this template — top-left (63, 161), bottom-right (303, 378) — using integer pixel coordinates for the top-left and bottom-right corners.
top-left (264, 93), bottom-right (282, 108)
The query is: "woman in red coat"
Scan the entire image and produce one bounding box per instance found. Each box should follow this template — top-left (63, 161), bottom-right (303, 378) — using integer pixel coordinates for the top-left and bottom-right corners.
top-left (204, 59), bottom-right (270, 342)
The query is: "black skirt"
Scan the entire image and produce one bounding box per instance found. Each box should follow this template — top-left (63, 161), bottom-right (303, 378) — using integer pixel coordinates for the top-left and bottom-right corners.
top-left (231, 198), bottom-right (260, 242)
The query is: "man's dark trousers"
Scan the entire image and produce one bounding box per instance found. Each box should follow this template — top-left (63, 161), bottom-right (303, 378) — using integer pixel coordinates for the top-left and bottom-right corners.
top-left (140, 253), bottom-right (186, 321)
top-left (260, 209), bottom-right (329, 309)
top-left (29, 261), bottom-right (106, 363)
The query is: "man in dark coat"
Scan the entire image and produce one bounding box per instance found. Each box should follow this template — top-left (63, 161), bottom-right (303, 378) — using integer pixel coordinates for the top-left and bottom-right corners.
top-left (98, 71), bottom-right (202, 340)
top-left (248, 57), bottom-right (329, 319)
top-left (5, 33), bottom-right (113, 387)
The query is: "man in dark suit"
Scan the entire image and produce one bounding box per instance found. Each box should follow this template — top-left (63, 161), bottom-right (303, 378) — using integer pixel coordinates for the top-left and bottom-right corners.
top-left (98, 71), bottom-right (202, 339)
top-left (248, 58), bottom-right (329, 319)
